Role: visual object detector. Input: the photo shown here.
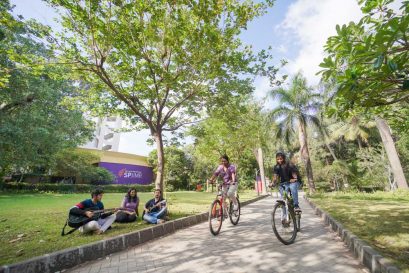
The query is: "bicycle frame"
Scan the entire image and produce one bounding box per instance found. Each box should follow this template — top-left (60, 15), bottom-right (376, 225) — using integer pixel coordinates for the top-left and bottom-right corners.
top-left (277, 183), bottom-right (301, 231)
top-left (215, 183), bottom-right (229, 216)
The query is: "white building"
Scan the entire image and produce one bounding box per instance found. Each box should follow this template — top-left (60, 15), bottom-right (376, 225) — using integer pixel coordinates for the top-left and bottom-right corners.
top-left (81, 116), bottom-right (122, 151)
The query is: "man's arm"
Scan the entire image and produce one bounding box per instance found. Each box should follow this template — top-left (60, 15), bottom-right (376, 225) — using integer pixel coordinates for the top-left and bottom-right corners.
top-left (289, 164), bottom-right (298, 182)
top-left (70, 201), bottom-right (94, 218)
top-left (269, 174), bottom-right (278, 188)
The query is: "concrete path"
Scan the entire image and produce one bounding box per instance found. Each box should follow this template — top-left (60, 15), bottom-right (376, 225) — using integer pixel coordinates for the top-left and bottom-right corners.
top-left (66, 194), bottom-right (367, 273)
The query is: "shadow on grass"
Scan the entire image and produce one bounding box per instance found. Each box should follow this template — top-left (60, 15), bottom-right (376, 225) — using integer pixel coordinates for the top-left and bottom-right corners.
top-left (311, 196), bottom-right (409, 272)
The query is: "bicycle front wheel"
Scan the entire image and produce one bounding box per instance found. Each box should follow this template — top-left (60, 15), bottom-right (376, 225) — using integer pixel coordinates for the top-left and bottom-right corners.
top-left (209, 199), bottom-right (223, 235)
top-left (229, 197), bottom-right (240, 225)
top-left (271, 202), bottom-right (297, 245)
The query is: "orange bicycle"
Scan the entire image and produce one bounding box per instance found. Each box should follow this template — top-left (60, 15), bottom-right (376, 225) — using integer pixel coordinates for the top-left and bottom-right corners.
top-left (208, 182), bottom-right (240, 235)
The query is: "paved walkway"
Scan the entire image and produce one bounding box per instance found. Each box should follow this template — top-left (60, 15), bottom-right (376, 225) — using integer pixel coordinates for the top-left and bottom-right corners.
top-left (66, 194), bottom-right (367, 273)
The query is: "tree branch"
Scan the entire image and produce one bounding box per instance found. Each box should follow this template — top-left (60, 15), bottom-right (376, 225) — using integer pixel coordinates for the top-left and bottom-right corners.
top-left (0, 94), bottom-right (34, 114)
top-left (162, 118), bottom-right (206, 132)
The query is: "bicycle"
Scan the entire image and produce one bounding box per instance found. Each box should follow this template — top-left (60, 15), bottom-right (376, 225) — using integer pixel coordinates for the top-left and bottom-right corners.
top-left (208, 182), bottom-right (241, 235)
top-left (271, 183), bottom-right (302, 245)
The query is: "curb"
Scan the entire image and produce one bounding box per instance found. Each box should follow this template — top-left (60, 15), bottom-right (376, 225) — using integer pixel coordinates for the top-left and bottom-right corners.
top-left (0, 195), bottom-right (267, 273)
top-left (304, 196), bottom-right (401, 273)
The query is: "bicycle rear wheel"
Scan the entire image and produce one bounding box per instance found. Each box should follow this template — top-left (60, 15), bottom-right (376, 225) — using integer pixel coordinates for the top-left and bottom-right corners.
top-left (229, 197), bottom-right (240, 225)
top-left (271, 202), bottom-right (297, 245)
top-left (209, 199), bottom-right (223, 235)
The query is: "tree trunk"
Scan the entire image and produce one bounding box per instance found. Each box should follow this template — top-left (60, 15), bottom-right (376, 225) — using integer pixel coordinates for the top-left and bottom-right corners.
top-left (324, 140), bottom-right (337, 161)
top-left (298, 121), bottom-right (316, 194)
top-left (256, 148), bottom-right (267, 194)
top-left (153, 131), bottom-right (165, 193)
top-left (357, 138), bottom-right (362, 150)
top-left (375, 117), bottom-right (408, 190)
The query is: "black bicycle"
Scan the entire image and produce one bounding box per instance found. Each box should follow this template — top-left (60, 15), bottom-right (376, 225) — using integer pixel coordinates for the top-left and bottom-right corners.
top-left (271, 184), bottom-right (301, 245)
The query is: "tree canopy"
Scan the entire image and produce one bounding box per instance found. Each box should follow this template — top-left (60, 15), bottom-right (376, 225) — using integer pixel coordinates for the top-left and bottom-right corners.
top-left (47, 0), bottom-right (280, 191)
top-left (319, 0), bottom-right (409, 131)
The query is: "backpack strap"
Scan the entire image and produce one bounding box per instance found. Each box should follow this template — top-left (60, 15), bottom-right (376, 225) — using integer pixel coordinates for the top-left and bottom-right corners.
top-left (61, 220), bottom-right (80, 236)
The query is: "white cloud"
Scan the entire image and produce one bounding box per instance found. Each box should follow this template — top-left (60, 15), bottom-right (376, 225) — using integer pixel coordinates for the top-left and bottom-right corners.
top-left (279, 0), bottom-right (363, 85)
top-left (254, 76), bottom-right (271, 100)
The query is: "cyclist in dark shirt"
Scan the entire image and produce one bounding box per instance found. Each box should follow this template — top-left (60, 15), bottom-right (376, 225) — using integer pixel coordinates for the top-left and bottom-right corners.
top-left (269, 152), bottom-right (302, 211)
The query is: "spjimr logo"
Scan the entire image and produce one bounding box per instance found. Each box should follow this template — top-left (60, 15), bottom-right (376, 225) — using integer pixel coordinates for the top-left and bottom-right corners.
top-left (118, 168), bottom-right (143, 178)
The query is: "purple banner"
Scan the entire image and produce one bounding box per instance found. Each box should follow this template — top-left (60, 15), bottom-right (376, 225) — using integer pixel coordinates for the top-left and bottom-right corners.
top-left (99, 162), bottom-right (153, 185)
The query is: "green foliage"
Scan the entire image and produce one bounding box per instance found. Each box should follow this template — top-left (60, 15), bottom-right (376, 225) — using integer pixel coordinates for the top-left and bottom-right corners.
top-left (355, 145), bottom-right (389, 189)
top-left (1, 182), bottom-right (154, 193)
top-left (188, 100), bottom-right (273, 186)
top-left (148, 146), bottom-right (193, 190)
top-left (320, 0), bottom-right (409, 130)
top-left (0, 0), bottom-right (52, 88)
top-left (46, 0), bottom-right (280, 189)
top-left (52, 149), bottom-right (115, 184)
top-left (395, 133), bottom-right (409, 180)
top-left (86, 167), bottom-right (115, 185)
top-left (0, 2), bottom-right (93, 175)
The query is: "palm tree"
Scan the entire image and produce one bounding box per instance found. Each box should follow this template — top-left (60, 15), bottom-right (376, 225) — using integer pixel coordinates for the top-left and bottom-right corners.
top-left (330, 116), bottom-right (376, 150)
top-left (269, 73), bottom-right (321, 194)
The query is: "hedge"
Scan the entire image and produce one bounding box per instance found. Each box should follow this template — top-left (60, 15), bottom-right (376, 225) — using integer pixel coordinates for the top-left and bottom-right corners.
top-left (1, 182), bottom-right (155, 194)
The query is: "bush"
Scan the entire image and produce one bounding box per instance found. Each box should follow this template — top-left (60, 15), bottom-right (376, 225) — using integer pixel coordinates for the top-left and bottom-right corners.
top-left (1, 182), bottom-right (155, 193)
top-left (86, 167), bottom-right (115, 185)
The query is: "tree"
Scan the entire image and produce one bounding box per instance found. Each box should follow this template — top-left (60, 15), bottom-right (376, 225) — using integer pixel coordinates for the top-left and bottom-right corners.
top-left (47, 0), bottom-right (278, 192)
top-left (269, 73), bottom-right (321, 194)
top-left (188, 98), bottom-right (274, 189)
top-left (319, 0), bottom-right (408, 189)
top-left (319, 0), bottom-right (409, 110)
top-left (330, 115), bottom-right (376, 150)
top-left (0, 2), bottom-right (93, 176)
top-left (148, 146), bottom-right (192, 191)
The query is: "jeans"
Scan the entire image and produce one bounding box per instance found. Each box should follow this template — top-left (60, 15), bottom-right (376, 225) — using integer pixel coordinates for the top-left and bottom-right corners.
top-left (279, 181), bottom-right (300, 207)
top-left (143, 207), bottom-right (167, 224)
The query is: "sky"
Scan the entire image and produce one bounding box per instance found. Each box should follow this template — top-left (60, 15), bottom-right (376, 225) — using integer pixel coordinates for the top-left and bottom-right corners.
top-left (11, 0), bottom-right (370, 156)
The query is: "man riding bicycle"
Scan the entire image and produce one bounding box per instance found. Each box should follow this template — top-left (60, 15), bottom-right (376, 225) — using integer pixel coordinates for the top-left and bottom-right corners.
top-left (269, 152), bottom-right (302, 212)
top-left (208, 155), bottom-right (239, 211)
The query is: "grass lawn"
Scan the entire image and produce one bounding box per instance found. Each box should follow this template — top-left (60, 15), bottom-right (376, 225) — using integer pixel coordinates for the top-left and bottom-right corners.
top-left (0, 190), bottom-right (258, 266)
top-left (309, 190), bottom-right (409, 273)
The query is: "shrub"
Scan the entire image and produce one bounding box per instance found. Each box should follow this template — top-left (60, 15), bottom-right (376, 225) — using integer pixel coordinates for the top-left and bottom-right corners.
top-left (1, 182), bottom-right (155, 193)
top-left (86, 167), bottom-right (115, 185)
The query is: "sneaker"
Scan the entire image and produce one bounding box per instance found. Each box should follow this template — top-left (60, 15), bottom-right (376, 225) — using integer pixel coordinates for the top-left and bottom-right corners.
top-left (233, 204), bottom-right (239, 211)
top-left (294, 206), bottom-right (302, 212)
top-left (281, 219), bottom-right (289, 227)
top-left (157, 219), bottom-right (165, 224)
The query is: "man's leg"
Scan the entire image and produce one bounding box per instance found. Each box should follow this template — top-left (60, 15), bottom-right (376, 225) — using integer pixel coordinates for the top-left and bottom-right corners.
top-left (155, 207), bottom-right (167, 219)
top-left (143, 213), bottom-right (157, 224)
top-left (279, 183), bottom-right (290, 221)
top-left (98, 214), bottom-right (116, 232)
top-left (79, 220), bottom-right (100, 233)
top-left (289, 181), bottom-right (300, 208)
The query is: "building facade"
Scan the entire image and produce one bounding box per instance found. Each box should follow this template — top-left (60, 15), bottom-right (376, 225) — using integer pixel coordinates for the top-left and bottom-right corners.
top-left (81, 117), bottom-right (122, 151)
top-left (80, 148), bottom-right (154, 185)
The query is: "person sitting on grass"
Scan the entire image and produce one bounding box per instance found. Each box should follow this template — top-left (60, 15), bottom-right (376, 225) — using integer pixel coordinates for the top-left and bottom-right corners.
top-left (143, 189), bottom-right (167, 224)
top-left (70, 188), bottom-right (117, 235)
top-left (115, 187), bottom-right (139, 223)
